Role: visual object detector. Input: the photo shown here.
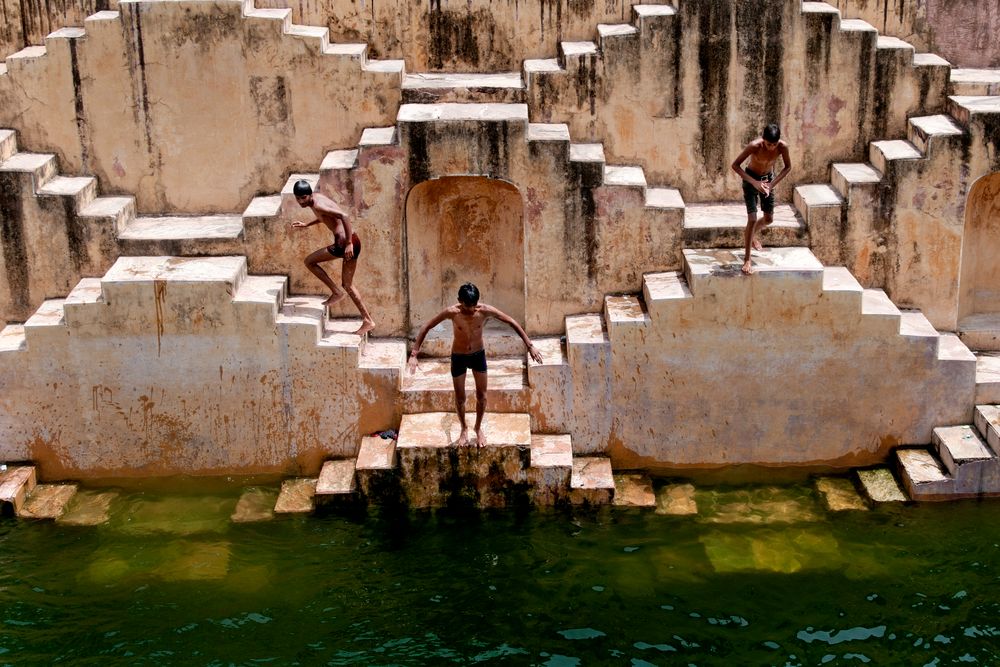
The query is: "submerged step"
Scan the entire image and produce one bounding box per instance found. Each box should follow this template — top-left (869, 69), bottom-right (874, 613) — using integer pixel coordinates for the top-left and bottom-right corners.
top-left (274, 478), bottom-right (317, 514)
top-left (18, 483), bottom-right (78, 519)
top-left (855, 467), bottom-right (907, 503)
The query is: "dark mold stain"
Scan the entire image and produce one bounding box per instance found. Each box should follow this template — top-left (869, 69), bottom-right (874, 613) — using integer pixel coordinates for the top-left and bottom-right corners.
top-left (735, 0), bottom-right (784, 145)
top-left (696, 0), bottom-right (732, 179)
top-left (405, 123), bottom-right (430, 186)
top-left (249, 76), bottom-right (291, 125)
top-left (852, 30), bottom-right (876, 158)
top-left (804, 9), bottom-right (833, 96)
top-left (68, 36), bottom-right (90, 170)
top-left (0, 172), bottom-right (30, 320)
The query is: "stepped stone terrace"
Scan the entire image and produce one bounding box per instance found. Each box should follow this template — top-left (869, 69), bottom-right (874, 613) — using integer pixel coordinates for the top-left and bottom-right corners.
top-left (0, 0), bottom-right (999, 510)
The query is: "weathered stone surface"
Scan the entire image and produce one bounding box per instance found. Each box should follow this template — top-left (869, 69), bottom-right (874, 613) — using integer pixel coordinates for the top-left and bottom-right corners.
top-left (569, 457), bottom-right (614, 505)
top-left (18, 483), bottom-right (78, 519)
top-left (612, 474), bottom-right (655, 508)
top-left (975, 354), bottom-right (1000, 404)
top-left (974, 405), bottom-right (1000, 452)
top-left (58, 490), bottom-right (118, 526)
top-left (683, 204), bottom-right (807, 249)
top-left (855, 467), bottom-right (908, 503)
top-left (896, 448), bottom-right (954, 501)
top-left (116, 495), bottom-right (232, 535)
top-left (528, 434), bottom-right (572, 506)
top-left (0, 466), bottom-right (37, 514)
top-left (402, 356), bottom-right (528, 414)
top-left (933, 425), bottom-right (998, 494)
top-left (316, 459), bottom-right (357, 496)
top-left (815, 477), bottom-right (869, 511)
top-left (231, 488), bottom-right (277, 523)
top-left (274, 479), bottom-right (317, 514)
top-left (698, 487), bottom-right (821, 525)
top-left (655, 483), bottom-right (698, 516)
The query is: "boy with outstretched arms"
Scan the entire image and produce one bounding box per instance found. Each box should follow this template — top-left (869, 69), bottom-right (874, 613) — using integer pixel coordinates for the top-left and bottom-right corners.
top-left (731, 124), bottom-right (792, 275)
top-left (407, 283), bottom-right (543, 448)
top-left (290, 179), bottom-right (375, 335)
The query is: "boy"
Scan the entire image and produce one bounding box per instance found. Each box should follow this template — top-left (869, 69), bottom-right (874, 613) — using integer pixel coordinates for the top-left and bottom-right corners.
top-left (731, 124), bottom-right (792, 275)
top-left (407, 283), bottom-right (543, 447)
top-left (290, 179), bottom-right (375, 335)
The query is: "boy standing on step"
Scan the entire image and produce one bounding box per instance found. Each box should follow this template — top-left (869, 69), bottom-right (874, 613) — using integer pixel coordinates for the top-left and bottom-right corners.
top-left (731, 124), bottom-right (792, 275)
top-left (291, 180), bottom-right (375, 335)
top-left (407, 283), bottom-right (543, 448)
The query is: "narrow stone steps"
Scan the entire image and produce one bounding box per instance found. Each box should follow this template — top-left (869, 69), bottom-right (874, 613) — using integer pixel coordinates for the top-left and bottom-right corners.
top-left (401, 357), bottom-right (528, 413)
top-left (950, 69), bottom-right (1000, 96)
top-left (975, 354), bottom-right (1000, 404)
top-left (933, 425), bottom-right (995, 491)
top-left (682, 203), bottom-right (808, 249)
top-left (118, 215), bottom-right (245, 255)
top-left (401, 72), bottom-right (524, 103)
top-left (958, 312), bottom-right (1000, 351)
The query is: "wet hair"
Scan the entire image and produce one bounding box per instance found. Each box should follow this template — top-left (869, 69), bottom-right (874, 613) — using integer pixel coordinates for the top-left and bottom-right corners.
top-left (458, 283), bottom-right (480, 306)
top-left (293, 179), bottom-right (313, 197)
top-left (762, 124), bottom-right (781, 143)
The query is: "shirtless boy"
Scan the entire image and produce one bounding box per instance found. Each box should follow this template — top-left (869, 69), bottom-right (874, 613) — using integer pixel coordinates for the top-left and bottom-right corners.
top-left (407, 283), bottom-right (543, 448)
top-left (731, 124), bottom-right (792, 275)
top-left (291, 180), bottom-right (375, 335)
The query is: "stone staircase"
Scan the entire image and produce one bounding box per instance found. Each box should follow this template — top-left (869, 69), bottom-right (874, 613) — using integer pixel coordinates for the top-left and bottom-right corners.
top-left (273, 413), bottom-right (615, 510)
top-left (0, 465), bottom-right (78, 519)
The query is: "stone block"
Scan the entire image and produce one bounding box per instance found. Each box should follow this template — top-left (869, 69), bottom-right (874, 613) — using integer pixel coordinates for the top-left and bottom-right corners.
top-left (18, 483), bottom-right (78, 519)
top-left (974, 405), bottom-right (1000, 452)
top-left (565, 314), bottom-right (611, 455)
top-left (527, 337), bottom-right (572, 433)
top-left (959, 313), bottom-right (1000, 352)
top-left (0, 465), bottom-right (37, 514)
top-left (612, 473), bottom-right (655, 507)
top-left (896, 448), bottom-right (953, 501)
top-left (357, 339), bottom-right (406, 434)
top-left (58, 490), bottom-right (118, 526)
top-left (975, 355), bottom-right (1000, 404)
top-left (528, 434), bottom-right (572, 505)
top-left (401, 357), bottom-right (528, 414)
top-left (933, 425), bottom-right (997, 493)
top-left (815, 477), bottom-right (868, 511)
top-left (682, 247), bottom-right (824, 303)
top-left (231, 488), bottom-right (277, 523)
top-left (274, 478), bottom-right (317, 513)
top-left (855, 467), bottom-right (907, 503)
top-left (315, 459), bottom-right (357, 497)
top-left (355, 436), bottom-right (400, 503)
top-left (569, 143), bottom-right (605, 187)
top-left (655, 483), bottom-right (698, 515)
top-left (682, 204), bottom-right (807, 250)
top-left (569, 456), bottom-right (614, 505)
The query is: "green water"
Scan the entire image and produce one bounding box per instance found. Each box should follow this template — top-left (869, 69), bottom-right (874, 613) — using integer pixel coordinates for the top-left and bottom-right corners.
top-left (2, 482), bottom-right (1000, 666)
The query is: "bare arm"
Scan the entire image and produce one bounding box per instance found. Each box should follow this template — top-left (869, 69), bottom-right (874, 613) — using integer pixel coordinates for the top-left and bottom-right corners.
top-left (771, 143), bottom-right (792, 188)
top-left (407, 309), bottom-right (452, 372)
top-left (483, 305), bottom-right (543, 364)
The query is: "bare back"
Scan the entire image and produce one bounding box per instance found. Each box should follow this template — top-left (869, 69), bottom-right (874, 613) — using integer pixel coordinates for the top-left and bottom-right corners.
top-left (309, 192), bottom-right (349, 246)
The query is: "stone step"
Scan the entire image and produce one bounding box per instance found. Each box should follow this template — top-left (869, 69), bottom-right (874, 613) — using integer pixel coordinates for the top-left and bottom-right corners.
top-left (937, 333), bottom-right (977, 371)
top-left (838, 18), bottom-right (877, 35)
top-left (61, 277), bottom-right (103, 327)
top-left (642, 271), bottom-right (693, 323)
top-left (274, 478), bottom-right (317, 513)
top-left (898, 310), bottom-right (940, 352)
top-left (821, 266), bottom-right (864, 310)
top-left (79, 196), bottom-right (136, 230)
top-left (243, 6), bottom-right (293, 32)
top-left (815, 477), bottom-right (869, 511)
top-left (569, 456), bottom-right (614, 505)
top-left (645, 187), bottom-right (685, 212)
top-left (231, 488), bottom-right (277, 522)
top-left (830, 163), bottom-right (882, 200)
top-left (324, 42), bottom-right (368, 63)
top-left (401, 356), bottom-right (528, 413)
top-left (875, 35), bottom-right (914, 61)
top-left (950, 69), bottom-right (1000, 96)
top-left (974, 405), bottom-right (1000, 453)
top-left (975, 354), bottom-right (1000, 404)
top-left (23, 298), bottom-right (68, 346)
top-left (947, 96), bottom-right (1000, 127)
top-left (559, 41), bottom-right (597, 68)
top-left (0, 465), bottom-right (37, 514)
top-left (286, 23), bottom-right (329, 53)
top-left (612, 473), bottom-right (656, 508)
top-left (958, 312), bottom-right (1000, 351)
top-left (414, 319), bottom-right (529, 358)
top-left (869, 139), bottom-right (922, 175)
top-left (528, 434), bottom-right (573, 505)
top-left (401, 72), bottom-right (524, 103)
top-left (100, 255), bottom-right (248, 310)
top-left (569, 143), bottom-right (605, 187)
top-left (396, 102), bottom-right (528, 125)
top-left (0, 151), bottom-right (57, 188)
top-left (896, 447), bottom-right (953, 500)
top-left (37, 175), bottom-right (98, 209)
top-left (18, 483), bottom-right (78, 519)
top-left (354, 435), bottom-right (398, 500)
top-left (907, 114), bottom-right (964, 154)
top-left (933, 425), bottom-right (997, 493)
top-left (232, 275), bottom-right (287, 322)
top-left (527, 122), bottom-right (570, 147)
top-left (855, 466), bottom-right (908, 503)
top-left (118, 215), bottom-right (245, 255)
top-left (57, 489), bottom-right (118, 525)
top-left (0, 129), bottom-right (17, 162)
top-left (604, 295), bottom-right (650, 346)
top-left (860, 288), bottom-right (902, 336)
top-left (395, 412), bottom-right (532, 508)
top-left (361, 59), bottom-right (406, 80)
top-left (315, 459), bottom-right (357, 498)
top-left (682, 247), bottom-right (824, 298)
top-left (632, 4), bottom-right (677, 31)
top-left (526, 337), bottom-right (571, 434)
top-left (682, 203), bottom-right (808, 249)
top-left (0, 325), bottom-right (27, 353)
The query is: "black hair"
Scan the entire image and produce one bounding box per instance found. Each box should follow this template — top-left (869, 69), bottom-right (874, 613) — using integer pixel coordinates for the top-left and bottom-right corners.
top-left (762, 124), bottom-right (781, 142)
top-left (458, 283), bottom-right (480, 306)
top-left (293, 179), bottom-right (313, 197)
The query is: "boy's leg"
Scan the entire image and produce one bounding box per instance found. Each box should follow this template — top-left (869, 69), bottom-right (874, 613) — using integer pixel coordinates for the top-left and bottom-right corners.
top-left (472, 370), bottom-right (488, 448)
top-left (303, 248), bottom-right (345, 305)
top-left (452, 366), bottom-right (470, 447)
top-left (340, 255), bottom-right (375, 335)
top-left (743, 213), bottom-right (757, 275)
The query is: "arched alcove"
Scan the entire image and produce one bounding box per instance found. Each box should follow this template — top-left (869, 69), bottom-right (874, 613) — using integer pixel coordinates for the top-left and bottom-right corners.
top-left (404, 177), bottom-right (525, 330)
top-left (958, 172), bottom-right (1000, 349)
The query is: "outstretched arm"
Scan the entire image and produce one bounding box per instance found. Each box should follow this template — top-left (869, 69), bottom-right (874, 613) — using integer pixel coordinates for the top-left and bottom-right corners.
top-left (771, 143), bottom-right (792, 188)
top-left (484, 305), bottom-right (543, 364)
top-left (407, 309), bottom-right (451, 373)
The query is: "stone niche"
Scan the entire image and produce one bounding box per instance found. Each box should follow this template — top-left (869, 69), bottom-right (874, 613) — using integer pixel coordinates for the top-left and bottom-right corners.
top-left (957, 172), bottom-right (1000, 349)
top-left (404, 176), bottom-right (525, 330)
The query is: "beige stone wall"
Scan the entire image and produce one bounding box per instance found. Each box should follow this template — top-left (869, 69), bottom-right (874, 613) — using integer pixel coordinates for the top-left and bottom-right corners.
top-left (255, 0), bottom-right (664, 71)
top-left (527, 0), bottom-right (949, 203)
top-left (959, 172), bottom-right (1000, 319)
top-left (0, 257), bottom-right (365, 478)
top-left (601, 250), bottom-right (975, 470)
top-left (0, 1), bottom-right (401, 214)
top-left (831, 0), bottom-right (1000, 68)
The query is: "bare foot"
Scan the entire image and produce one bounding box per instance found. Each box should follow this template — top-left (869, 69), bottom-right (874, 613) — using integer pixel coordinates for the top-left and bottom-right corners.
top-left (354, 318), bottom-right (375, 336)
top-left (456, 427), bottom-right (469, 447)
top-left (475, 428), bottom-right (487, 448)
top-left (742, 259), bottom-right (754, 275)
top-left (752, 237), bottom-right (763, 251)
top-left (323, 290), bottom-right (346, 307)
